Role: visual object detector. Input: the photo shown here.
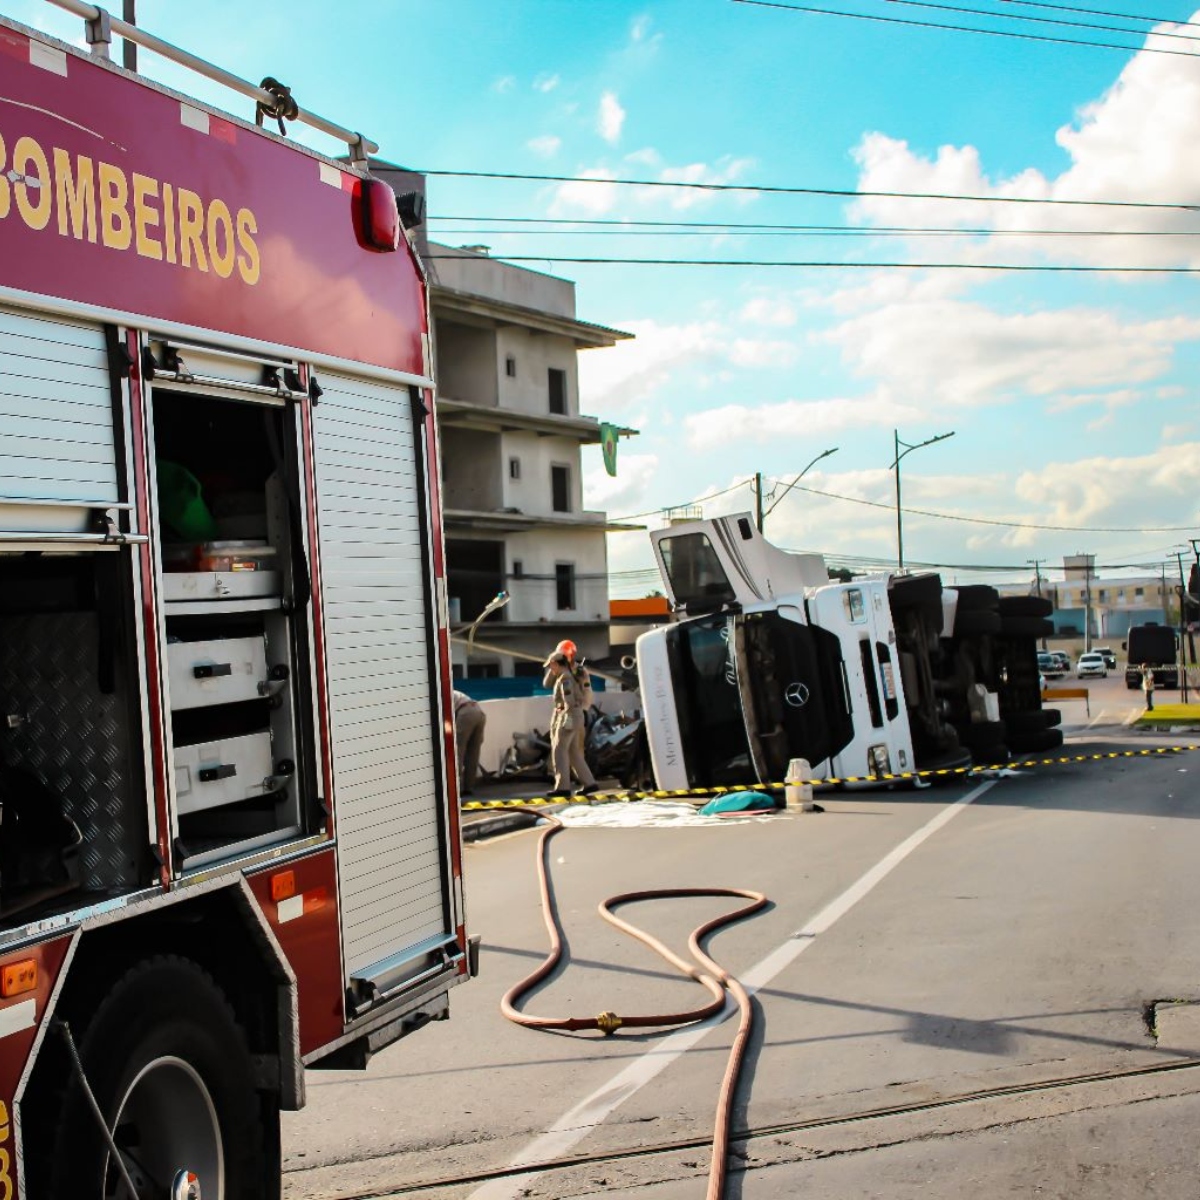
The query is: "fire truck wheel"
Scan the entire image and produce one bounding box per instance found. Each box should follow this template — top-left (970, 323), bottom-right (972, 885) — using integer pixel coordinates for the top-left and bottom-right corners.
top-left (51, 955), bottom-right (273, 1200)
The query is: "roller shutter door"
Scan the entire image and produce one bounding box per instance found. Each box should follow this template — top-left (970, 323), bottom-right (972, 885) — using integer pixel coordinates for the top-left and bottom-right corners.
top-left (311, 371), bottom-right (448, 980)
top-left (0, 305), bottom-right (117, 508)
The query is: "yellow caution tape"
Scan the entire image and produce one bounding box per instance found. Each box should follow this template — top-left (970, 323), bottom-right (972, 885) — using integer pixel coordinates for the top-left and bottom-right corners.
top-left (460, 744), bottom-right (1200, 810)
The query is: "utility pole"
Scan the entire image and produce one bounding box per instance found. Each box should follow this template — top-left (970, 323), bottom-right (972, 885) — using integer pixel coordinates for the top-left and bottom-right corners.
top-left (761, 447), bottom-right (839, 531)
top-left (1174, 550), bottom-right (1190, 702)
top-left (1028, 558), bottom-right (1046, 650)
top-left (122, 0), bottom-right (137, 71)
top-left (754, 471), bottom-right (764, 532)
top-left (892, 428), bottom-right (955, 572)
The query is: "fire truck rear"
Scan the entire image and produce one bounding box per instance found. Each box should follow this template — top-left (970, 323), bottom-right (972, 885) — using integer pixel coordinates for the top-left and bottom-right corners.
top-left (0, 7), bottom-right (470, 1196)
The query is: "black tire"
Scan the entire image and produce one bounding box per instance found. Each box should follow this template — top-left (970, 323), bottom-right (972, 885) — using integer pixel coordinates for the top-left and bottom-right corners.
top-left (954, 610), bottom-right (1002, 637)
top-left (889, 573), bottom-right (943, 612)
top-left (956, 719), bottom-right (1007, 750)
top-left (954, 584), bottom-right (1000, 612)
top-left (1004, 709), bottom-right (1051, 734)
top-left (1009, 727), bottom-right (1065, 754)
top-left (1041, 707), bottom-right (1061, 727)
top-left (998, 595), bottom-right (1053, 618)
top-left (999, 615), bottom-right (1055, 638)
top-left (50, 956), bottom-right (273, 1199)
top-left (969, 743), bottom-right (1009, 767)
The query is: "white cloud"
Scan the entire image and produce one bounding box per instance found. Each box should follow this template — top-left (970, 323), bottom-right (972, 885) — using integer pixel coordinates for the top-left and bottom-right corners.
top-left (578, 318), bottom-right (810, 410)
top-left (583, 452), bottom-right (659, 511)
top-left (547, 168), bottom-right (619, 217)
top-left (534, 73), bottom-right (560, 93)
top-left (598, 91), bottom-right (626, 144)
top-left (684, 395), bottom-right (923, 451)
top-left (849, 16), bottom-right (1200, 268)
top-left (740, 297), bottom-right (798, 327)
top-left (631, 15), bottom-right (653, 42)
top-left (492, 75), bottom-right (516, 94)
top-left (527, 135), bottom-right (562, 158)
top-left (823, 299), bottom-right (1200, 408)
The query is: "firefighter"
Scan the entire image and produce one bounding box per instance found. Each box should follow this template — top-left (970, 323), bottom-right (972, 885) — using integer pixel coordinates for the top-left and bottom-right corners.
top-left (1142, 666), bottom-right (1156, 712)
top-left (452, 690), bottom-right (486, 796)
top-left (544, 647), bottom-right (598, 798)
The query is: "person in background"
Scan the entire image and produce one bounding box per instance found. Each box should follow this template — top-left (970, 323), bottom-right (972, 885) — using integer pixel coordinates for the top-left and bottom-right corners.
top-left (452, 689), bottom-right (486, 796)
top-left (1142, 666), bottom-right (1156, 712)
top-left (543, 647), bottom-right (598, 798)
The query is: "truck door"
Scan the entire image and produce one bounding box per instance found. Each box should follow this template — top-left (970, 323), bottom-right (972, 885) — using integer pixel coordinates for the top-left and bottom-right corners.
top-left (310, 372), bottom-right (457, 996)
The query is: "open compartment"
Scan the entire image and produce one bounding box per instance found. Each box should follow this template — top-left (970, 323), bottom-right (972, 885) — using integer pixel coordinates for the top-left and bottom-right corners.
top-left (152, 389), bottom-right (318, 867)
top-left (0, 553), bottom-right (148, 925)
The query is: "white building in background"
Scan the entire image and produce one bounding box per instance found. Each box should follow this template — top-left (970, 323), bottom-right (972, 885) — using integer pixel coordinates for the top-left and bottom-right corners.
top-left (372, 164), bottom-right (637, 682)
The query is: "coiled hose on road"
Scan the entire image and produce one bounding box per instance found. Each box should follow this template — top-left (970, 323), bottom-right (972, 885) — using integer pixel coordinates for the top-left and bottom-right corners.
top-left (500, 807), bottom-right (769, 1200)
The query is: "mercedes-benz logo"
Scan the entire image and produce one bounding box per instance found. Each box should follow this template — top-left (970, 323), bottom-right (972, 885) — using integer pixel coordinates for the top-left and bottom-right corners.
top-left (784, 682), bottom-right (810, 707)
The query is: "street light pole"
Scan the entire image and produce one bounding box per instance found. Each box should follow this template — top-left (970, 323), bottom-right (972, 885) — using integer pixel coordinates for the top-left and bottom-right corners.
top-left (1028, 558), bottom-right (1047, 650)
top-left (891, 429), bottom-right (955, 572)
top-left (761, 446), bottom-right (839, 527)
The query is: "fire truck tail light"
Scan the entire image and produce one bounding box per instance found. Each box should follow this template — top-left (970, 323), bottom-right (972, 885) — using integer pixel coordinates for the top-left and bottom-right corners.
top-left (270, 870), bottom-right (296, 902)
top-left (361, 178), bottom-right (401, 252)
top-left (1, 960), bottom-right (37, 998)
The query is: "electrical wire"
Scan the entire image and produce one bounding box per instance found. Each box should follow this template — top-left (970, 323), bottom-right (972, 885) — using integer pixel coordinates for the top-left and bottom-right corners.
top-left (732, 0), bottom-right (1200, 58)
top-left (418, 169), bottom-right (1200, 213)
top-left (1000, 0), bottom-right (1200, 31)
top-left (426, 254), bottom-right (1200, 273)
top-left (431, 215), bottom-right (1200, 236)
top-left (432, 224), bottom-right (1200, 238)
top-left (609, 479), bottom-right (754, 522)
top-left (775, 480), bottom-right (1200, 532)
top-left (887, 0), bottom-right (1200, 43)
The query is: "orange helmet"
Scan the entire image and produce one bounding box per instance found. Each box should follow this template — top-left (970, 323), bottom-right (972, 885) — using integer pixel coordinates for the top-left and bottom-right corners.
top-left (555, 639), bottom-right (578, 662)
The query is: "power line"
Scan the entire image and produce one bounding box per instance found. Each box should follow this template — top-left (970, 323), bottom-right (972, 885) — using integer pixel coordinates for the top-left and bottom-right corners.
top-left (418, 169), bottom-right (1200, 213)
top-left (999, 0), bottom-right (1200, 31)
top-left (432, 223), bottom-right (1200, 238)
top-left (609, 479), bottom-right (755, 523)
top-left (780, 480), bottom-right (1200, 532)
top-left (426, 254), bottom-right (1200, 273)
top-left (887, 0), bottom-right (1200, 43)
top-left (431, 215), bottom-right (1200, 235)
top-left (732, 0), bottom-right (1200, 57)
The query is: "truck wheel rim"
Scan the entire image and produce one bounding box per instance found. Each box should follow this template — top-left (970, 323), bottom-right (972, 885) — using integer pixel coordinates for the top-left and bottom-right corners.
top-left (106, 1055), bottom-right (223, 1199)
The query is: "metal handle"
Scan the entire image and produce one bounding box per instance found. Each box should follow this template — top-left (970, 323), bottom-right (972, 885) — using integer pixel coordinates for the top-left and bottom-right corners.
top-left (192, 663), bottom-right (232, 679)
top-left (198, 764), bottom-right (236, 783)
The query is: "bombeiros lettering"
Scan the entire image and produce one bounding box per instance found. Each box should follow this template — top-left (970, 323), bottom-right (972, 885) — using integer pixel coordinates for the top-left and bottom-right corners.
top-left (0, 127), bottom-right (261, 285)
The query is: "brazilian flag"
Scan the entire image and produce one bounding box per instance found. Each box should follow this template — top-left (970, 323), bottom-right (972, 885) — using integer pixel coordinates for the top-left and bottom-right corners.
top-left (600, 422), bottom-right (619, 477)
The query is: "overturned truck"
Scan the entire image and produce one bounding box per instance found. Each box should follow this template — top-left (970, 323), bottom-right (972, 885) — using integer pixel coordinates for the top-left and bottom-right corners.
top-left (636, 514), bottom-right (1061, 791)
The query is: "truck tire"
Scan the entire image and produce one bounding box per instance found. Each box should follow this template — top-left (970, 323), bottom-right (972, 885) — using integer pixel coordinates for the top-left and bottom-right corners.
top-left (953, 584), bottom-right (1000, 612)
top-left (889, 574), bottom-right (943, 621)
top-left (953, 610), bottom-right (1002, 637)
top-left (998, 615), bottom-right (1054, 638)
top-left (956, 719), bottom-right (1006, 751)
top-left (1009, 727), bottom-right (1064, 753)
top-left (50, 955), bottom-right (275, 1199)
top-left (997, 595), bottom-right (1053, 618)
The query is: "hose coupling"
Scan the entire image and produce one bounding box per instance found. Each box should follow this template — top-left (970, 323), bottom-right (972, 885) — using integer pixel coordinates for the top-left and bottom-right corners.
top-left (595, 1011), bottom-right (623, 1036)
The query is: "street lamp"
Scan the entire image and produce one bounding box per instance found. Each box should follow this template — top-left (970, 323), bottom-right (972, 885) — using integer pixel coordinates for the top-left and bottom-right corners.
top-left (466, 590), bottom-right (510, 660)
top-left (891, 428), bottom-right (955, 572)
top-left (762, 446), bottom-right (839, 527)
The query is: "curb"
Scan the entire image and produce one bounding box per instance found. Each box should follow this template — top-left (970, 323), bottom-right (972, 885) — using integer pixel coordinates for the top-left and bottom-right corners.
top-left (461, 803), bottom-right (569, 842)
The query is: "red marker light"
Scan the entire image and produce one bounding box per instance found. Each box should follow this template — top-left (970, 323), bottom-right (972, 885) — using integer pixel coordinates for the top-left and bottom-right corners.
top-left (361, 178), bottom-right (400, 253)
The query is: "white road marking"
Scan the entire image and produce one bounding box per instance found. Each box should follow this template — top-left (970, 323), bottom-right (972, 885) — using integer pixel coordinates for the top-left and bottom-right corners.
top-left (468, 779), bottom-right (998, 1200)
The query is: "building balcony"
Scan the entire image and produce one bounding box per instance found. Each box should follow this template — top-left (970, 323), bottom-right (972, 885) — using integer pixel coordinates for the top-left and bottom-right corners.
top-left (436, 396), bottom-right (634, 445)
top-left (443, 507), bottom-right (642, 534)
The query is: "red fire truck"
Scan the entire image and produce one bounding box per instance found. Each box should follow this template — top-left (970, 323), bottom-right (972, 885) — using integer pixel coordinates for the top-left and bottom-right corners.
top-left (0, 5), bottom-right (471, 1196)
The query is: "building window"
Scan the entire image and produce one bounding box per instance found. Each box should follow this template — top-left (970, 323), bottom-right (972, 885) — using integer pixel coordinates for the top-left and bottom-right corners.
top-left (506, 355), bottom-right (517, 378)
top-left (555, 563), bottom-right (576, 610)
top-left (548, 367), bottom-right (567, 415)
top-left (509, 456), bottom-right (521, 480)
top-left (1098, 589), bottom-right (1107, 602)
top-left (1136, 587), bottom-right (1145, 598)
top-left (551, 464), bottom-right (570, 513)
top-left (512, 560), bottom-right (524, 578)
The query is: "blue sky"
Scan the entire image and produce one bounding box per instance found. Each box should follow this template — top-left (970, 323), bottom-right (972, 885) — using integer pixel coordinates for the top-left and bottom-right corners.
top-left (13, 0), bottom-right (1200, 596)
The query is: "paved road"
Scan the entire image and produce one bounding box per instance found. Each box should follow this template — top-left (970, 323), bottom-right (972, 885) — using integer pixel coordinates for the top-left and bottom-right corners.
top-left (283, 693), bottom-right (1200, 1199)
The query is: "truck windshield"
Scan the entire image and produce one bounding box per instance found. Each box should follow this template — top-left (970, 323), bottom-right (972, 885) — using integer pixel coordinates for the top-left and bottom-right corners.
top-left (736, 612), bottom-right (854, 780)
top-left (664, 615), bottom-right (754, 786)
top-left (659, 533), bottom-right (736, 611)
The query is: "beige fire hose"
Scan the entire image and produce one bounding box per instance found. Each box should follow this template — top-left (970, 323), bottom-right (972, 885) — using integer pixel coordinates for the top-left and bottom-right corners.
top-left (500, 807), bottom-right (768, 1200)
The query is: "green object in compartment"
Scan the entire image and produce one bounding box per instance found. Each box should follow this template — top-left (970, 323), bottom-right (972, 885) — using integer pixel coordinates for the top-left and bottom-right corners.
top-left (156, 460), bottom-right (217, 541)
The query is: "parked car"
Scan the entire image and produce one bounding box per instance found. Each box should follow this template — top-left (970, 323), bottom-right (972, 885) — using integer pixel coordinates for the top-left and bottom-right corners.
top-left (1095, 646), bottom-right (1117, 669)
top-left (1077, 652), bottom-right (1108, 678)
top-left (1051, 651), bottom-right (1072, 672)
top-left (1038, 651), bottom-right (1066, 678)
